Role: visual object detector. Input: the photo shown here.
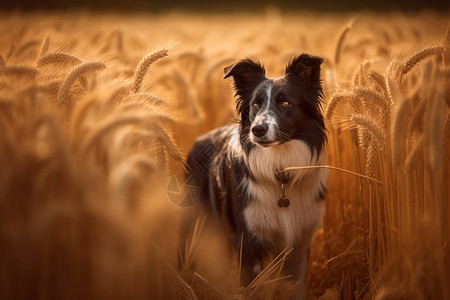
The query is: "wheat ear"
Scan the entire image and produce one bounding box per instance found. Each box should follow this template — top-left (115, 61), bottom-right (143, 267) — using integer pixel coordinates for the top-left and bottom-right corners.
top-left (350, 114), bottom-right (385, 148)
top-left (155, 141), bottom-right (168, 172)
top-left (368, 71), bottom-right (388, 95)
top-left (37, 52), bottom-right (82, 67)
top-left (352, 60), bottom-right (371, 87)
top-left (125, 92), bottom-right (165, 106)
top-left (365, 142), bottom-right (378, 179)
top-left (401, 46), bottom-right (444, 76)
top-left (153, 124), bottom-right (183, 163)
top-left (131, 49), bottom-right (168, 93)
top-left (353, 87), bottom-right (389, 113)
top-left (325, 92), bottom-right (353, 120)
top-left (334, 18), bottom-right (356, 66)
top-left (58, 62), bottom-right (106, 104)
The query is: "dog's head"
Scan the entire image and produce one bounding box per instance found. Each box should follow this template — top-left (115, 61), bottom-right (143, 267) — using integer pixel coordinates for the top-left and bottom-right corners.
top-left (224, 53), bottom-right (326, 154)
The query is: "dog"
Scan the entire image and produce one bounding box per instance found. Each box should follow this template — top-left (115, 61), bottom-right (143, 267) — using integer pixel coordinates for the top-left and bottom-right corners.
top-left (184, 53), bottom-right (328, 298)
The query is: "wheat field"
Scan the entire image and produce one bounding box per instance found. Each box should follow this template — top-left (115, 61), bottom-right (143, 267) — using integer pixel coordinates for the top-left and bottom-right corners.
top-left (0, 9), bottom-right (448, 300)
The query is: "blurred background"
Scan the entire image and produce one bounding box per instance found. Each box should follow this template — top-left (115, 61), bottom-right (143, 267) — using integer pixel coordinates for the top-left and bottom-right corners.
top-left (1, 0), bottom-right (450, 12)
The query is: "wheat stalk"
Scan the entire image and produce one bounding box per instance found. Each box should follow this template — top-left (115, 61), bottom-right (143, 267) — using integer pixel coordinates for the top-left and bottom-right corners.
top-left (391, 98), bottom-right (411, 166)
top-left (0, 66), bottom-right (37, 79)
top-left (425, 86), bottom-right (445, 170)
top-left (405, 134), bottom-right (424, 171)
top-left (37, 52), bottom-right (82, 67)
top-left (408, 99), bottom-right (426, 134)
top-left (130, 49), bottom-right (168, 93)
top-left (58, 62), bottom-right (106, 105)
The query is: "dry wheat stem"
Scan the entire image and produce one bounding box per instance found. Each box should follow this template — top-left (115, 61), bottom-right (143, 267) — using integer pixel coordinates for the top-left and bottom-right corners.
top-left (278, 165), bottom-right (383, 185)
top-left (131, 49), bottom-right (168, 93)
top-left (425, 86), bottom-right (445, 170)
top-left (391, 96), bottom-right (413, 166)
top-left (405, 134), bottom-right (424, 171)
top-left (58, 62), bottom-right (106, 104)
top-left (247, 248), bottom-right (294, 290)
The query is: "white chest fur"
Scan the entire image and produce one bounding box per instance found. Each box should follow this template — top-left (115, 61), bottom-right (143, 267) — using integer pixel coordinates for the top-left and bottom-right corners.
top-left (243, 140), bottom-right (328, 247)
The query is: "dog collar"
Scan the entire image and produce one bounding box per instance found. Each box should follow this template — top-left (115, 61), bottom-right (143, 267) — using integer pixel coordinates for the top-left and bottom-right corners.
top-left (276, 171), bottom-right (290, 208)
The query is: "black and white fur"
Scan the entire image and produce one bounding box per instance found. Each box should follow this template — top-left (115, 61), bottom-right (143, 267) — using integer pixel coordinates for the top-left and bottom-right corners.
top-left (185, 54), bottom-right (328, 298)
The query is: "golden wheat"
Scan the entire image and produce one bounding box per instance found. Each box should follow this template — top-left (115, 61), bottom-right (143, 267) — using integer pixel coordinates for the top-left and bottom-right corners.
top-left (334, 18), bottom-right (355, 66)
top-left (401, 45), bottom-right (444, 77)
top-left (0, 10), bottom-right (448, 300)
top-left (57, 61), bottom-right (106, 105)
top-left (130, 49), bottom-right (168, 93)
top-left (350, 114), bottom-right (385, 147)
top-left (37, 52), bottom-right (82, 67)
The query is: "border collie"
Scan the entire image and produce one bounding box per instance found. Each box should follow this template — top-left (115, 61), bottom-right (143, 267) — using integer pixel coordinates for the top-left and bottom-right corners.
top-left (185, 53), bottom-right (328, 298)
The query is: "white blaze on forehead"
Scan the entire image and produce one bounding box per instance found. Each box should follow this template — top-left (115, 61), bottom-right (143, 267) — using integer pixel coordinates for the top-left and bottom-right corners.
top-left (263, 80), bottom-right (273, 112)
top-left (251, 80), bottom-right (279, 142)
top-left (254, 80), bottom-right (274, 122)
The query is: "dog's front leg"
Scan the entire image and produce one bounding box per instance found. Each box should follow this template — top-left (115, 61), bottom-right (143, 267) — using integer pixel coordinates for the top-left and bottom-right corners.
top-left (236, 232), bottom-right (266, 287)
top-left (284, 237), bottom-right (312, 300)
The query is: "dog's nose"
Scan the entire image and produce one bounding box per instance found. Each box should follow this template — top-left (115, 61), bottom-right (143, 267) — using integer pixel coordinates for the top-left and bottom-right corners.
top-left (252, 124), bottom-right (268, 137)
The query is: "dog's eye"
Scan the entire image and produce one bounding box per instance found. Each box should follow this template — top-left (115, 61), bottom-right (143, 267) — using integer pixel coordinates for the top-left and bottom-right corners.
top-left (253, 103), bottom-right (260, 109)
top-left (281, 101), bottom-right (290, 107)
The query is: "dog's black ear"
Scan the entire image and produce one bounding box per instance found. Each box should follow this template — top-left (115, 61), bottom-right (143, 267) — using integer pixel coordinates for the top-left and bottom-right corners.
top-left (223, 59), bottom-right (266, 95)
top-left (285, 54), bottom-right (323, 87)
top-left (224, 59), bottom-right (266, 117)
